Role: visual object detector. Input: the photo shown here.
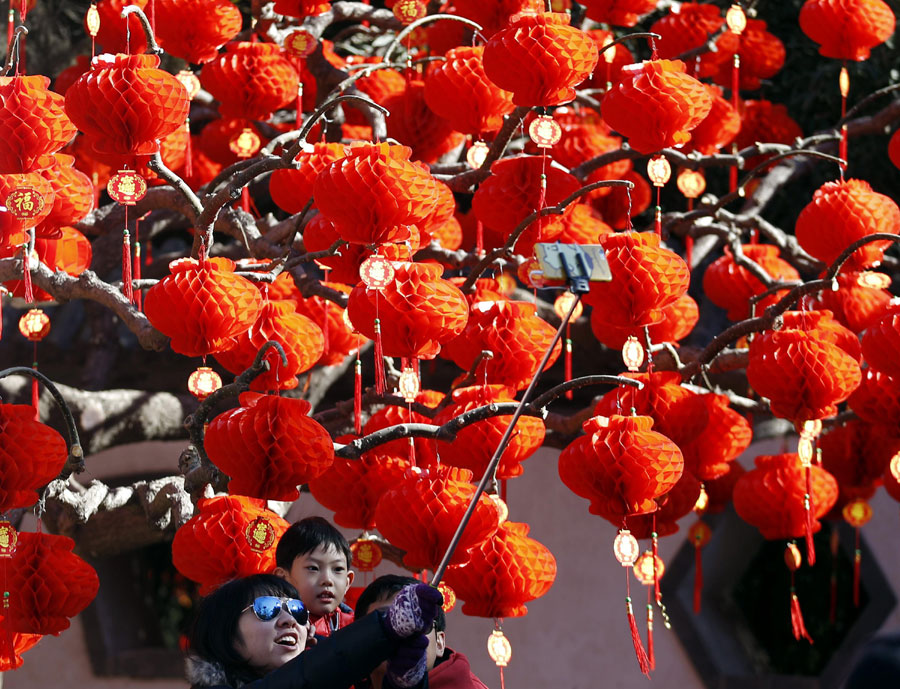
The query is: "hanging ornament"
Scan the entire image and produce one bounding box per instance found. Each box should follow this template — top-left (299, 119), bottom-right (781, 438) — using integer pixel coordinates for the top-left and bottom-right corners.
top-left (5, 188), bottom-right (45, 222)
top-left (633, 550), bottom-right (665, 585)
top-left (622, 336), bottom-right (644, 372)
top-left (229, 127), bottom-right (262, 159)
top-left (487, 627), bottom-right (512, 667)
top-left (467, 141), bottom-right (490, 169)
top-left (438, 582), bottom-right (456, 613)
top-left (397, 367), bottom-right (420, 403)
top-left (393, 0), bottom-right (427, 24)
top-left (647, 156), bottom-right (671, 236)
top-left (554, 291), bottom-right (583, 400)
top-left (614, 529), bottom-right (640, 566)
top-left (528, 115), bottom-right (562, 148)
top-left (785, 542), bottom-right (813, 643)
top-left (688, 519), bottom-right (712, 613)
top-left (613, 528), bottom-right (650, 676)
top-left (187, 366), bottom-right (222, 400)
top-left (843, 497), bottom-right (872, 607)
top-left (284, 29), bottom-right (318, 58)
top-left (106, 170), bottom-right (147, 205)
top-left (85, 4), bottom-right (101, 53)
top-left (17, 309), bottom-right (50, 341)
top-left (359, 254), bottom-right (396, 290)
top-left (350, 538), bottom-right (383, 572)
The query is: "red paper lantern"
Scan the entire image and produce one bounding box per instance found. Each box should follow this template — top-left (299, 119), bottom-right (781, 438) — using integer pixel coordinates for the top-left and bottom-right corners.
top-left (733, 453), bottom-right (838, 540)
top-left (799, 0), bottom-right (895, 61)
top-left (0, 170), bottom-right (56, 237)
top-left (172, 495), bottom-right (290, 594)
top-left (144, 257), bottom-right (264, 358)
top-left (273, 0), bottom-right (332, 17)
top-left (601, 60), bottom-right (713, 155)
top-left (0, 76), bottom-right (77, 174)
top-left (204, 393), bottom-right (334, 500)
top-left (626, 471), bottom-right (703, 539)
top-left (684, 85), bottom-right (741, 155)
top-left (443, 521), bottom-right (557, 618)
top-left (200, 42), bottom-right (299, 120)
top-left (90, 0), bottom-right (149, 54)
top-left (362, 390), bottom-right (443, 468)
top-left (580, 0), bottom-right (658, 26)
top-left (308, 448), bottom-right (410, 531)
top-left (556, 203), bottom-right (614, 245)
top-left (0, 619), bottom-right (41, 671)
top-left (594, 372), bottom-right (710, 448)
top-left (849, 367), bottom-right (900, 426)
top-left (449, 0), bottom-right (544, 38)
top-left (213, 300), bottom-right (325, 391)
top-left (441, 300), bottom-right (562, 391)
top-left (313, 143), bottom-right (440, 246)
top-left (342, 60), bottom-right (406, 126)
top-left (154, 0), bottom-right (242, 64)
top-left (820, 420), bottom-right (900, 507)
top-left (65, 53), bottom-right (189, 157)
top-left (36, 154), bottom-right (94, 232)
top-left (374, 464), bottom-right (501, 570)
top-left (650, 3), bottom-right (736, 78)
top-left (584, 231), bottom-right (690, 330)
top-left (269, 143), bottom-right (348, 215)
top-left (0, 404), bottom-right (68, 513)
top-left (747, 328), bottom-right (861, 422)
top-left (482, 13), bottom-right (599, 107)
top-left (582, 29), bottom-right (634, 88)
top-left (889, 129), bottom-right (900, 170)
top-left (559, 414), bottom-right (684, 524)
top-left (1, 227), bottom-right (92, 302)
top-left (423, 46), bottom-right (515, 136)
top-left (781, 309), bottom-right (862, 362)
top-left (808, 272), bottom-right (893, 333)
top-left (383, 81), bottom-right (466, 164)
top-left (715, 19), bottom-right (785, 90)
top-left (288, 282), bottom-right (363, 366)
top-left (591, 293), bottom-right (699, 350)
top-left (681, 394), bottom-right (752, 481)
top-left (735, 100), bottom-right (804, 165)
top-left (795, 179), bottom-right (900, 271)
top-left (702, 244), bottom-right (800, 321)
top-left (347, 261), bottom-right (469, 359)
top-left (471, 155), bottom-right (581, 256)
top-left (435, 385), bottom-right (546, 480)
top-left (587, 169), bottom-right (652, 229)
top-left (862, 309), bottom-right (900, 379)
top-left (5, 532), bottom-right (99, 635)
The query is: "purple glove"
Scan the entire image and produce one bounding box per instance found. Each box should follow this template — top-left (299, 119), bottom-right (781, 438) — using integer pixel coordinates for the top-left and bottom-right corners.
top-left (385, 634), bottom-right (429, 689)
top-left (381, 583), bottom-right (443, 641)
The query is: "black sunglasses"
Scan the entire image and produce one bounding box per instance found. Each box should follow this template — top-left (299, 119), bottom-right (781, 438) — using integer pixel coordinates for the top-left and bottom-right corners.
top-left (243, 596), bottom-right (309, 626)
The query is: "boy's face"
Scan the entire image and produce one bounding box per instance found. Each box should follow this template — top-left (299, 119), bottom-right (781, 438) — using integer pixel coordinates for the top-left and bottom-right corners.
top-left (276, 544), bottom-right (354, 619)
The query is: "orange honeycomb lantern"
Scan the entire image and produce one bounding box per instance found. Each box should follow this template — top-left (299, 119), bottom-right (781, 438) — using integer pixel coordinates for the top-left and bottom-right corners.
top-left (18, 309), bottom-right (51, 341)
top-left (187, 366), bottom-right (222, 400)
top-left (799, 0), bottom-right (895, 61)
top-left (0, 404), bottom-right (68, 513)
top-left (154, 0), bottom-right (243, 65)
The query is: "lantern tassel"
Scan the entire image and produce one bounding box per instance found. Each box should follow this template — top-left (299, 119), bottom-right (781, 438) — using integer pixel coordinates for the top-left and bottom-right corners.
top-left (646, 599), bottom-right (655, 671)
top-left (853, 528), bottom-right (861, 607)
top-left (654, 188), bottom-right (661, 236)
top-left (183, 121), bottom-right (193, 181)
top-left (134, 241), bottom-right (142, 310)
top-left (31, 360), bottom-right (39, 420)
top-left (241, 186), bottom-right (251, 213)
top-left (839, 65), bottom-right (848, 170)
top-left (354, 356), bottom-right (362, 435)
top-left (564, 325), bottom-right (573, 400)
top-left (790, 577), bottom-right (813, 644)
top-left (22, 244), bottom-right (34, 304)
top-left (804, 466), bottom-right (815, 566)
top-left (373, 317), bottom-right (386, 395)
top-left (693, 541), bottom-right (703, 614)
top-left (321, 297), bottom-right (330, 361)
top-left (122, 228), bottom-right (134, 303)
top-left (626, 596), bottom-right (651, 677)
top-left (476, 219), bottom-right (484, 255)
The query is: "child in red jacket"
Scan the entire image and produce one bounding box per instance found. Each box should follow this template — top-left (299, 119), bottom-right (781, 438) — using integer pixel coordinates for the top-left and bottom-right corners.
top-left (274, 517), bottom-right (355, 637)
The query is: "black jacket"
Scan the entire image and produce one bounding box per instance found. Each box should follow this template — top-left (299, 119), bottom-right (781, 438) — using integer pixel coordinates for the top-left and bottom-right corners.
top-left (186, 611), bottom-right (413, 689)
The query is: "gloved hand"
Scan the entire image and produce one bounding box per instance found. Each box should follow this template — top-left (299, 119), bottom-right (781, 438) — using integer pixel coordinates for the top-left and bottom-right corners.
top-left (381, 583), bottom-right (443, 641)
top-left (385, 634), bottom-right (429, 689)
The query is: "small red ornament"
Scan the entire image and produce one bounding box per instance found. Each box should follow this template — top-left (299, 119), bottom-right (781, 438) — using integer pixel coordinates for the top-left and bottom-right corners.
top-left (647, 156), bottom-right (672, 187)
top-left (350, 540), bottom-right (383, 571)
top-left (0, 521), bottom-right (18, 557)
top-left (633, 551), bottom-right (665, 585)
top-left (5, 188), bottom-right (45, 220)
top-left (244, 516), bottom-right (277, 553)
top-left (843, 498), bottom-right (873, 527)
top-left (438, 582), bottom-right (456, 613)
top-left (18, 309), bottom-right (51, 342)
top-left (229, 128), bottom-right (262, 159)
top-left (613, 529), bottom-right (640, 566)
top-left (187, 366), bottom-right (222, 400)
top-left (284, 29), bottom-right (318, 57)
top-left (393, 0), bottom-right (427, 23)
top-left (176, 70), bottom-right (202, 100)
top-left (528, 115), bottom-right (562, 148)
top-left (676, 168), bottom-right (706, 199)
top-left (359, 255), bottom-right (395, 289)
top-left (107, 170), bottom-right (147, 205)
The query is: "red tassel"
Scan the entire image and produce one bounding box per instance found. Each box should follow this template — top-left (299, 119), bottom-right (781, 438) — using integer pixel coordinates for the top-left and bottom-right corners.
top-left (564, 325), bottom-right (573, 400)
top-left (31, 359), bottom-right (39, 420)
top-left (241, 186), bottom-right (251, 213)
top-left (654, 188), bottom-right (662, 236)
top-left (476, 219), bottom-right (484, 254)
top-left (354, 356), bottom-right (362, 435)
top-left (373, 318), bottom-right (386, 395)
top-left (183, 122), bottom-right (193, 181)
top-left (652, 528), bottom-right (661, 605)
top-left (122, 229), bottom-right (134, 303)
top-left (321, 298), bottom-right (330, 361)
top-left (853, 528), bottom-right (861, 607)
top-left (685, 235), bottom-right (694, 271)
top-left (646, 598), bottom-right (655, 671)
top-left (134, 241), bottom-right (142, 310)
top-left (693, 543), bottom-right (703, 614)
top-left (627, 597), bottom-right (652, 677)
top-left (22, 244), bottom-right (34, 304)
top-left (804, 467), bottom-right (815, 566)
top-left (790, 589), bottom-right (814, 643)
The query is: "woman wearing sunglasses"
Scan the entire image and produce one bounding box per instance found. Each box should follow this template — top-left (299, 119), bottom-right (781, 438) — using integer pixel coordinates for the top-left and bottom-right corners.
top-left (186, 574), bottom-right (442, 689)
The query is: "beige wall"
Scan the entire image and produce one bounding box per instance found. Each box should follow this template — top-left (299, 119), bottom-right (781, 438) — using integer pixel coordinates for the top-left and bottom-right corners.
top-left (6, 438), bottom-right (900, 688)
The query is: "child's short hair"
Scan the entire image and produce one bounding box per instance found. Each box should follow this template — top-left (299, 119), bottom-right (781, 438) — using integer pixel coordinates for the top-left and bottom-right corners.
top-left (275, 516), bottom-right (352, 570)
top-left (354, 574), bottom-right (446, 633)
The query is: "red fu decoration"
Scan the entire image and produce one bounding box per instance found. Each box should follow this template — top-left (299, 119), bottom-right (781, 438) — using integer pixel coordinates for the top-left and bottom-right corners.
top-left (154, 0), bottom-right (243, 65)
top-left (144, 257), bottom-right (264, 358)
top-left (799, 0), bottom-right (895, 61)
top-left (204, 393), bottom-right (334, 501)
top-left (374, 465), bottom-right (501, 571)
top-left (0, 404), bottom-right (68, 513)
top-left (443, 522), bottom-right (557, 618)
top-left (172, 495), bottom-right (290, 595)
top-left (558, 414), bottom-right (684, 525)
top-left (65, 53), bottom-right (190, 157)
top-left (482, 12), bottom-right (599, 107)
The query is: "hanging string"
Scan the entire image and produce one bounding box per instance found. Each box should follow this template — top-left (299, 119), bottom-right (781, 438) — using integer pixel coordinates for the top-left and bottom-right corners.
top-left (21, 239), bottom-right (34, 304)
top-left (564, 321), bottom-right (573, 400)
top-left (839, 63), bottom-right (849, 174)
top-left (373, 310), bottom-right (386, 394)
top-left (646, 589), bottom-right (655, 671)
top-left (853, 525), bottom-right (861, 607)
top-left (804, 466), bottom-right (815, 566)
top-left (31, 341), bottom-right (39, 421)
top-left (134, 241), bottom-right (142, 310)
top-left (354, 335), bottom-right (363, 435)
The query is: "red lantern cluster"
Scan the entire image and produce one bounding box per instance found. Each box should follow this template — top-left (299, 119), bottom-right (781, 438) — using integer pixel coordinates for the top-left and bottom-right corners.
top-left (681, 394), bottom-right (753, 481)
top-left (0, 404), bottom-right (68, 512)
top-left (154, 0), bottom-right (243, 64)
top-left (820, 420), bottom-right (900, 507)
top-left (383, 81), bottom-right (466, 164)
top-left (0, 76), bottom-right (76, 174)
top-left (651, 4), bottom-right (737, 78)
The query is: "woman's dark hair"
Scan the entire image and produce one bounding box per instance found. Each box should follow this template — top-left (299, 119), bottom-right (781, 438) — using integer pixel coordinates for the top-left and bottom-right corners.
top-left (188, 574), bottom-right (300, 687)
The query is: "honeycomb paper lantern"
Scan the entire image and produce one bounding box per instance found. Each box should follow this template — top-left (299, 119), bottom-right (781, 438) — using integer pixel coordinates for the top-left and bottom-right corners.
top-left (0, 621), bottom-right (41, 671)
top-left (601, 60), bottom-right (713, 155)
top-left (706, 461), bottom-right (746, 514)
top-left (820, 420), bottom-right (900, 507)
top-left (799, 0), bottom-right (895, 61)
top-left (590, 293), bottom-right (699, 350)
top-left (747, 328), bottom-right (861, 422)
top-left (471, 155), bottom-right (581, 255)
top-left (808, 272), bottom-right (893, 333)
top-left (290, 282), bottom-right (362, 366)
top-left (442, 300), bottom-right (562, 391)
top-left (172, 495), bottom-right (290, 594)
top-left (308, 448), bottom-right (410, 531)
top-left (795, 179), bottom-right (900, 271)
top-left (650, 3), bottom-right (735, 78)
top-left (0, 404), bottom-right (68, 513)
top-left (626, 470), bottom-right (703, 539)
top-left (583, 231), bottom-right (690, 329)
top-left (685, 85), bottom-right (741, 155)
top-left (269, 142), bottom-right (348, 215)
top-left (273, 0), bottom-right (332, 18)
top-left (555, 203), bottom-right (614, 245)
top-left (36, 154), bottom-right (94, 231)
top-left (423, 46), bottom-right (515, 136)
top-left (143, 257), bottom-right (264, 358)
top-left (0, 226), bottom-right (92, 302)
top-left (443, 521), bottom-right (557, 618)
top-left (313, 143), bottom-right (440, 246)
top-left (65, 53), bottom-right (189, 157)
top-left (712, 19), bottom-right (785, 90)
top-left (581, 0), bottom-right (658, 27)
top-left (889, 128), bottom-right (900, 169)
top-left (862, 309), bottom-right (900, 379)
top-left (702, 244), bottom-right (801, 321)
top-left (435, 385), bottom-right (546, 480)
top-left (680, 394), bottom-right (752, 481)
top-left (5, 532), bottom-right (99, 635)
top-left (558, 414), bottom-right (684, 524)
top-left (735, 100), bottom-right (804, 162)
top-left (848, 367), bottom-right (900, 426)
top-left (200, 42), bottom-right (299, 120)
top-left (154, 0), bottom-right (243, 64)
top-left (383, 81), bottom-right (466, 164)
top-left (482, 12), bottom-right (599, 107)
top-left (362, 390), bottom-right (443, 468)
top-left (0, 75), bottom-right (77, 174)
top-left (374, 464), bottom-right (501, 570)
top-left (213, 299), bottom-right (325, 391)
top-left (90, 0), bottom-right (149, 55)
top-left (347, 261), bottom-right (469, 360)
top-left (205, 393), bottom-right (334, 500)
top-left (733, 453), bottom-right (838, 540)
